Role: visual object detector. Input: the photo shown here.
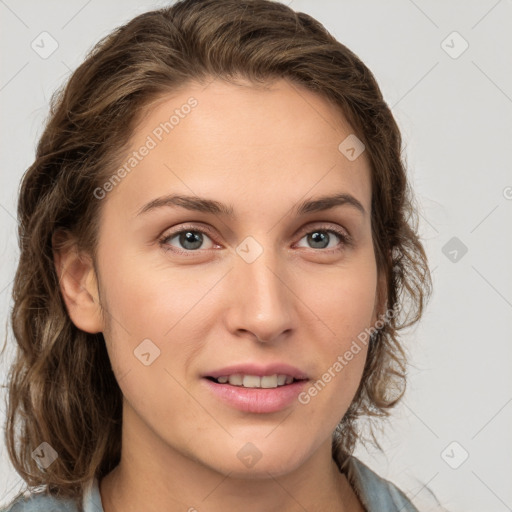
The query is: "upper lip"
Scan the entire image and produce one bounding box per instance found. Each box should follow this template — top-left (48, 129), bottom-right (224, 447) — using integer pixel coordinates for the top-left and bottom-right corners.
top-left (204, 363), bottom-right (309, 380)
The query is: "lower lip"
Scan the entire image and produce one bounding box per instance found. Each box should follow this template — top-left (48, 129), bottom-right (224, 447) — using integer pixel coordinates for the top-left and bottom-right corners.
top-left (202, 378), bottom-right (308, 413)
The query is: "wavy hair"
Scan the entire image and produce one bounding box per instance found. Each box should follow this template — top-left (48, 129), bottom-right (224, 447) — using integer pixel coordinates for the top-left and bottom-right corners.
top-left (2, 0), bottom-right (431, 507)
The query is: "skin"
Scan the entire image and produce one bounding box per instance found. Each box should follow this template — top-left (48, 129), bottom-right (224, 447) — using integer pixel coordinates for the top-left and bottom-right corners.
top-left (55, 77), bottom-right (386, 511)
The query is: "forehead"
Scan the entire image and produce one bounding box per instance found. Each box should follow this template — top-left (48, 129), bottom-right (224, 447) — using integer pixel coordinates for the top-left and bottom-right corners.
top-left (101, 78), bottom-right (372, 221)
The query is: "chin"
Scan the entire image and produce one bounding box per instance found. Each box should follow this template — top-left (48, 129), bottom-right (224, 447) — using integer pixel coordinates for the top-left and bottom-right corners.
top-left (202, 437), bottom-right (314, 479)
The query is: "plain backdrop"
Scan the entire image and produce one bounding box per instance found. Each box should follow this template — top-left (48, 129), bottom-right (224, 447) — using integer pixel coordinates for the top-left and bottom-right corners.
top-left (1, 1), bottom-right (511, 511)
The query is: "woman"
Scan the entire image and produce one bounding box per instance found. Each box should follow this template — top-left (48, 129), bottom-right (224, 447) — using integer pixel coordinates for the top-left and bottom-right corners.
top-left (1, 0), bottom-right (431, 510)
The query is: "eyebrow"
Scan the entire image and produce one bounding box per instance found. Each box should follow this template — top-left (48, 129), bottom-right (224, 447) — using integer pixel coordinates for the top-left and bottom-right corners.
top-left (136, 192), bottom-right (366, 218)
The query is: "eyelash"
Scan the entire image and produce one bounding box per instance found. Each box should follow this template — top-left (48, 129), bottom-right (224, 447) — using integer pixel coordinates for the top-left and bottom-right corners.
top-left (158, 223), bottom-right (352, 257)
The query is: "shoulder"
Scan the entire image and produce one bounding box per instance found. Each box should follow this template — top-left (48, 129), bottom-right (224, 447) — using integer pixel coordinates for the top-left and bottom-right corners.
top-left (346, 456), bottom-right (419, 512)
top-left (0, 478), bottom-right (102, 512)
top-left (0, 492), bottom-right (79, 512)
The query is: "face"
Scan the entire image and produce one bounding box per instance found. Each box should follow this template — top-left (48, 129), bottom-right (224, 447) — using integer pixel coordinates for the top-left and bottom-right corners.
top-left (90, 78), bottom-right (381, 477)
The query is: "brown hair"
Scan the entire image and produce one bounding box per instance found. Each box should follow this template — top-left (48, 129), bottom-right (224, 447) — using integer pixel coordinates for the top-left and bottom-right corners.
top-left (2, 0), bottom-right (431, 507)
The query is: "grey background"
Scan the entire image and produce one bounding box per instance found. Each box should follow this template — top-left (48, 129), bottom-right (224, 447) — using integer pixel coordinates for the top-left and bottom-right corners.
top-left (1, 1), bottom-right (511, 510)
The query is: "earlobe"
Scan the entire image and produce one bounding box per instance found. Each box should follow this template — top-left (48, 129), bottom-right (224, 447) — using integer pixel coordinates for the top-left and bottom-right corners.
top-left (52, 231), bottom-right (104, 334)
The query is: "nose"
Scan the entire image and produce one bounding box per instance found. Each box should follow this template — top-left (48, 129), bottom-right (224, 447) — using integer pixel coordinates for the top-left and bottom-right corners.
top-left (224, 245), bottom-right (297, 344)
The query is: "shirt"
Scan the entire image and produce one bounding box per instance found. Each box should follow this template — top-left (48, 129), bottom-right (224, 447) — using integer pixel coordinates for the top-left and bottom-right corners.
top-left (0, 456), bottom-right (418, 511)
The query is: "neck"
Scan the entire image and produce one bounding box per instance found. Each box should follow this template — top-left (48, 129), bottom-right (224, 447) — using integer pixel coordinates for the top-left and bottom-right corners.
top-left (100, 405), bottom-right (364, 512)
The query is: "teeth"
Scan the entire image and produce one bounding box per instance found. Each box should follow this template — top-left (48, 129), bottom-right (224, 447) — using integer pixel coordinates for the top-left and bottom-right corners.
top-left (215, 374), bottom-right (296, 388)
top-left (228, 374), bottom-right (243, 386)
top-left (260, 375), bottom-right (278, 388)
top-left (243, 375), bottom-right (261, 388)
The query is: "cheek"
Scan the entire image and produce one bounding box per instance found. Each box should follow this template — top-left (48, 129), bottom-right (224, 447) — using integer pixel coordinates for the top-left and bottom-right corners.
top-left (96, 257), bottom-right (214, 435)
top-left (96, 244), bottom-right (222, 385)
top-left (295, 257), bottom-right (377, 415)
top-left (305, 256), bottom-right (378, 346)
top-left (99, 243), bottom-right (216, 337)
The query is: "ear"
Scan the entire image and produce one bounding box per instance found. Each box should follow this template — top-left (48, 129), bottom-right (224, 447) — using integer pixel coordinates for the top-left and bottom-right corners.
top-left (52, 230), bottom-right (104, 334)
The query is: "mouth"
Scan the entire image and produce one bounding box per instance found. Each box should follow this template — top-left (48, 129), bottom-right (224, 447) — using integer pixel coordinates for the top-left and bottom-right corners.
top-left (202, 364), bottom-right (309, 413)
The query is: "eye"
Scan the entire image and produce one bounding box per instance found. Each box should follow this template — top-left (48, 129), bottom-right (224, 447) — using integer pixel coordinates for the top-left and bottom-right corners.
top-left (296, 227), bottom-right (350, 252)
top-left (159, 226), bottom-right (217, 254)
